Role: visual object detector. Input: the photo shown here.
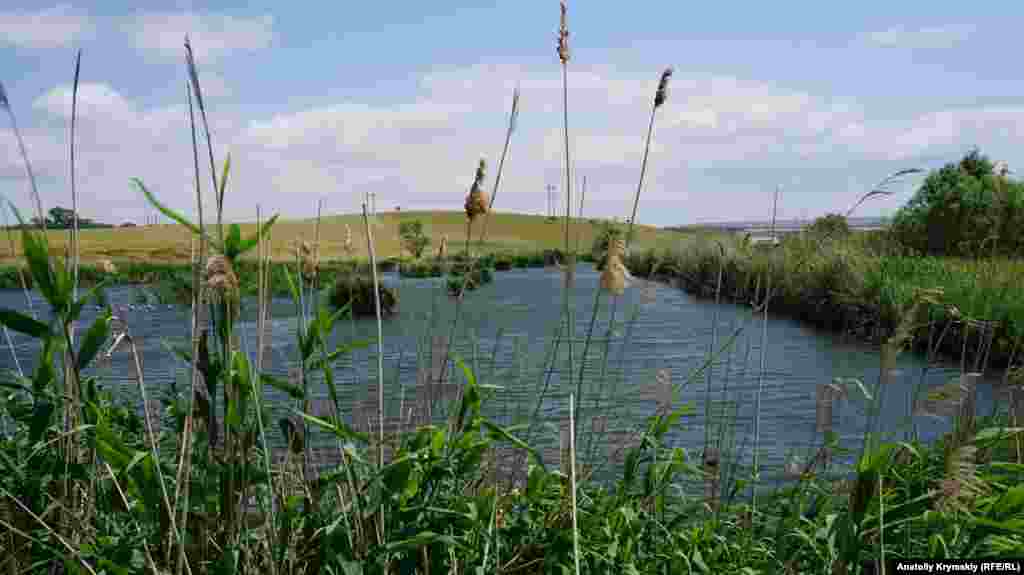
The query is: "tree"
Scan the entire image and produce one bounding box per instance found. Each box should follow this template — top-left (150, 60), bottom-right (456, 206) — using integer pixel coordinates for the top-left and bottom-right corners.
top-left (806, 213), bottom-right (850, 238)
top-left (399, 219), bottom-right (431, 259)
top-left (890, 149), bottom-right (1024, 257)
top-left (48, 207), bottom-right (76, 228)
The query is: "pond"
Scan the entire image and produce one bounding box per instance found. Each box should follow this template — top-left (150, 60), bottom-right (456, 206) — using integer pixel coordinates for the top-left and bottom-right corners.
top-left (0, 264), bottom-right (1000, 488)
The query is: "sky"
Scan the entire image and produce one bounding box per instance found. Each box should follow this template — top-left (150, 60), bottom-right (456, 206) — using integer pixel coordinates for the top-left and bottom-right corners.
top-left (1, 1), bottom-right (1022, 227)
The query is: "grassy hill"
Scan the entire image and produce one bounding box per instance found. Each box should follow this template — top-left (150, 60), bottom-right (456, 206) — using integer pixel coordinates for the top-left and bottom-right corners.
top-left (0, 210), bottom-right (682, 263)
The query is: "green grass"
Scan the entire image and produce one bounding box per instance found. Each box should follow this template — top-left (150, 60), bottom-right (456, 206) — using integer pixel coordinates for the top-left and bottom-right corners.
top-left (628, 230), bottom-right (1024, 367)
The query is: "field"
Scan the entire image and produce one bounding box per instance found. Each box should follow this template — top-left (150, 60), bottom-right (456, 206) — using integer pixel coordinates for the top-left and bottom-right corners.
top-left (0, 210), bottom-right (678, 264)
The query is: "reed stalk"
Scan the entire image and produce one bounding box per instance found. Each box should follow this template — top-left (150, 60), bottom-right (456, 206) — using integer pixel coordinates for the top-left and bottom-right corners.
top-left (362, 203), bottom-right (386, 544)
top-left (184, 36), bottom-right (222, 244)
top-left (751, 185), bottom-right (780, 518)
top-left (176, 77), bottom-right (205, 575)
top-left (559, 2), bottom-right (576, 428)
top-left (569, 393), bottom-right (581, 575)
top-left (126, 330), bottom-right (187, 573)
top-left (435, 87), bottom-right (519, 399)
top-left (251, 207), bottom-right (278, 575)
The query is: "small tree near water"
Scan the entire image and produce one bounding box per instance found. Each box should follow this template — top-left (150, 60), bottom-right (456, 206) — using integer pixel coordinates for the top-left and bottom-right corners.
top-left (399, 219), bottom-right (431, 259)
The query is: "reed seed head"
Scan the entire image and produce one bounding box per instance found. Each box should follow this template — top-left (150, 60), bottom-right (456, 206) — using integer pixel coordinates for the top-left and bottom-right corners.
top-left (600, 259), bottom-right (627, 296)
top-left (438, 234), bottom-right (448, 258)
top-left (600, 237), bottom-right (629, 295)
top-left (299, 240), bottom-right (320, 281)
top-left (99, 258), bottom-right (117, 274)
top-left (465, 158), bottom-right (489, 221)
top-left (205, 254), bottom-right (239, 303)
top-left (342, 222), bottom-right (354, 252)
top-left (557, 1), bottom-right (571, 64)
top-left (654, 68), bottom-right (673, 108)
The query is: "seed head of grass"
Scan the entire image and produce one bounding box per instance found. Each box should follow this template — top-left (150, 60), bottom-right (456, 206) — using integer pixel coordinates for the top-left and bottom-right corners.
top-left (599, 237), bottom-right (629, 295)
top-left (438, 234), bottom-right (449, 258)
top-left (465, 158), bottom-right (489, 221)
top-left (343, 223), bottom-right (354, 255)
top-left (654, 67), bottom-right (673, 108)
top-left (205, 254), bottom-right (239, 305)
top-left (298, 240), bottom-right (320, 281)
top-left (557, 1), bottom-right (571, 64)
top-left (98, 258), bottom-right (117, 274)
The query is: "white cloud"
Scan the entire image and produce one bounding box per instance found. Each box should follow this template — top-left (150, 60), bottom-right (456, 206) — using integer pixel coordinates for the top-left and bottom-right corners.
top-left (6, 63), bottom-right (1024, 226)
top-left (131, 12), bottom-right (274, 63)
top-left (0, 4), bottom-right (94, 49)
top-left (33, 82), bottom-right (136, 121)
top-left (862, 25), bottom-right (974, 49)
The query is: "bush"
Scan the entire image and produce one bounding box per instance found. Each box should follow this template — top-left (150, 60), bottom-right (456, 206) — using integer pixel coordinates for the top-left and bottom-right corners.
top-left (398, 219), bottom-right (431, 258)
top-left (891, 149), bottom-right (1024, 257)
top-left (399, 260), bottom-right (443, 278)
top-left (806, 213), bottom-right (850, 238)
top-left (446, 263), bottom-right (494, 295)
top-left (329, 274), bottom-right (398, 317)
top-left (494, 256), bottom-right (513, 271)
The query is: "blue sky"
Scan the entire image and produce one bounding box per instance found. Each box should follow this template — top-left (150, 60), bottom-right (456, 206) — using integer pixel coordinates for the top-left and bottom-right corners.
top-left (1, 1), bottom-right (1022, 226)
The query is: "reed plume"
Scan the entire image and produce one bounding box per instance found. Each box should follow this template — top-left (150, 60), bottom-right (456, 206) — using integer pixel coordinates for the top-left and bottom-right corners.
top-left (343, 223), bottom-right (354, 256)
top-left (438, 234), bottom-right (448, 259)
top-left (625, 67), bottom-right (673, 250)
top-left (464, 159), bottom-right (489, 222)
top-left (205, 254), bottom-right (239, 315)
top-left (557, 2), bottom-right (570, 64)
top-left (298, 239), bottom-right (320, 282)
top-left (599, 236), bottom-right (630, 296)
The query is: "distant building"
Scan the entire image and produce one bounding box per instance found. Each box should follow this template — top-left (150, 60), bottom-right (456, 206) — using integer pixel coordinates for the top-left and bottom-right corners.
top-left (120, 221), bottom-right (137, 227)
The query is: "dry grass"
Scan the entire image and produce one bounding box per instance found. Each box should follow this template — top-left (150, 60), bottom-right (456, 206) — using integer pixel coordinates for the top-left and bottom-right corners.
top-left (0, 211), bottom-right (676, 264)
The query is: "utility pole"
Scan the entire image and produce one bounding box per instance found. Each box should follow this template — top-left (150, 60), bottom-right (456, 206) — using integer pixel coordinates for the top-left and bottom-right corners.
top-left (546, 184), bottom-right (556, 218)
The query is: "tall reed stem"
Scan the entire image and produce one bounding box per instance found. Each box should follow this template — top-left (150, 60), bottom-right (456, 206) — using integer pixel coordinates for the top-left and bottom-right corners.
top-left (751, 185), bottom-right (780, 517)
top-left (569, 393), bottom-right (581, 575)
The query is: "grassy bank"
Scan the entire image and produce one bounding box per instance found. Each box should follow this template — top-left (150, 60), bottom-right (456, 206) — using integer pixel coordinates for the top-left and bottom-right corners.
top-left (627, 231), bottom-right (1024, 368)
top-left (0, 249), bottom-right (597, 301)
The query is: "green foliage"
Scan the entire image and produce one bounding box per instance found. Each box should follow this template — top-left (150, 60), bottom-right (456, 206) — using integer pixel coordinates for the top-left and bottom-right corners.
top-left (891, 149), bottom-right (1024, 257)
top-left (329, 273), bottom-right (398, 317)
top-left (446, 260), bottom-right (494, 296)
top-left (633, 233), bottom-right (1024, 367)
top-left (398, 219), bottom-right (431, 259)
top-left (807, 213), bottom-right (851, 239)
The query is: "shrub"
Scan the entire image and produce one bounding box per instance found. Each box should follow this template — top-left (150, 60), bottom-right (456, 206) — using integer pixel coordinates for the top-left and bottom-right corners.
top-left (398, 219), bottom-right (431, 258)
top-left (494, 255), bottom-right (513, 271)
top-left (891, 149), bottom-right (1024, 257)
top-left (806, 213), bottom-right (850, 238)
top-left (329, 274), bottom-right (398, 317)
